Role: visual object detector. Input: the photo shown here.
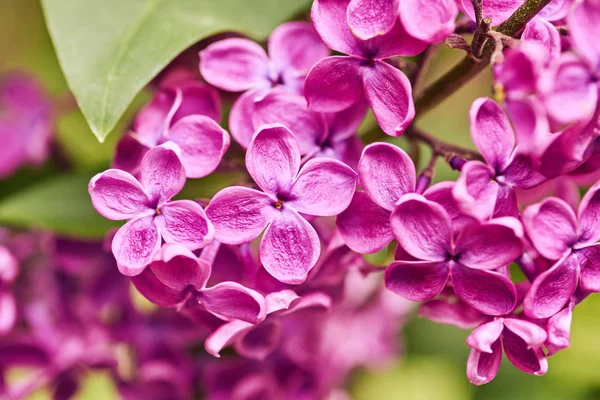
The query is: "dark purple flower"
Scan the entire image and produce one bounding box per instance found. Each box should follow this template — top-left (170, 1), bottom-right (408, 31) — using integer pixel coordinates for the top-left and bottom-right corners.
top-left (206, 125), bottom-right (357, 284)
top-left (466, 317), bottom-right (548, 385)
top-left (385, 194), bottom-right (523, 315)
top-left (304, 0), bottom-right (427, 137)
top-left (522, 181), bottom-right (600, 318)
top-left (89, 144), bottom-right (214, 275)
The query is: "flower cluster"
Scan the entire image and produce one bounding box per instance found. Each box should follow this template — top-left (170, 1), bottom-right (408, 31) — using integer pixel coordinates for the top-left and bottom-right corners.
top-left (2, 0), bottom-right (600, 397)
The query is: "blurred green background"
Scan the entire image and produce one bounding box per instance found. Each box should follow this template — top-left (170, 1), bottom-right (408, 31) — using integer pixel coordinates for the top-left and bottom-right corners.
top-left (3, 0), bottom-right (600, 399)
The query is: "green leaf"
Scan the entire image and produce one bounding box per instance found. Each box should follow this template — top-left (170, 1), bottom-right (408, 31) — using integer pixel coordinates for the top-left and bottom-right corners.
top-left (41, 0), bottom-right (311, 142)
top-left (0, 173), bottom-right (119, 238)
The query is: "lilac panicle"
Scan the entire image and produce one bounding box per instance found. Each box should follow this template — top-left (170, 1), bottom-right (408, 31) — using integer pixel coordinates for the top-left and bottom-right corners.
top-left (522, 181), bottom-right (600, 318)
top-left (199, 21), bottom-right (329, 147)
top-left (206, 125), bottom-right (357, 284)
top-left (385, 194), bottom-right (524, 315)
top-left (89, 144), bottom-right (214, 276)
top-left (466, 318), bottom-right (548, 385)
top-left (305, 0), bottom-right (427, 137)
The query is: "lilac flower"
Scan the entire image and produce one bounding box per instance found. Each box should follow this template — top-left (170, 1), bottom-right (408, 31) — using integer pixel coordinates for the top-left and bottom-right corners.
top-left (252, 89), bottom-right (367, 168)
top-left (385, 194), bottom-right (524, 315)
top-left (113, 79), bottom-right (229, 179)
top-left (346, 0), bottom-right (457, 43)
top-left (0, 73), bottom-right (53, 177)
top-left (304, 0), bottom-right (428, 137)
top-left (204, 289), bottom-right (331, 359)
top-left (522, 181), bottom-right (600, 318)
top-left (544, 302), bottom-right (574, 355)
top-left (418, 287), bottom-right (487, 329)
top-left (206, 125), bottom-right (357, 284)
top-left (89, 144), bottom-right (214, 276)
top-left (453, 98), bottom-right (548, 220)
top-left (131, 243), bottom-right (266, 324)
top-left (199, 22), bottom-right (329, 147)
top-left (466, 318), bottom-right (548, 385)
top-left (0, 246), bottom-right (18, 335)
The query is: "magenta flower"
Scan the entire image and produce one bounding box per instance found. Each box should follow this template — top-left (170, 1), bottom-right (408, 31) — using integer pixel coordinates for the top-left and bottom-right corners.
top-left (89, 144), bottom-right (214, 276)
top-left (252, 89), bottom-right (367, 168)
top-left (199, 22), bottom-right (329, 147)
top-left (204, 289), bottom-right (331, 359)
top-left (0, 246), bottom-right (18, 335)
top-left (453, 98), bottom-right (547, 220)
top-left (522, 182), bottom-right (600, 318)
top-left (206, 125), bottom-right (357, 284)
top-left (113, 80), bottom-right (229, 179)
top-left (304, 0), bottom-right (427, 137)
top-left (347, 0), bottom-right (457, 43)
top-left (131, 244), bottom-right (266, 324)
top-left (385, 194), bottom-right (524, 315)
top-left (545, 302), bottom-right (574, 355)
top-left (0, 73), bottom-right (53, 178)
top-left (466, 318), bottom-right (548, 385)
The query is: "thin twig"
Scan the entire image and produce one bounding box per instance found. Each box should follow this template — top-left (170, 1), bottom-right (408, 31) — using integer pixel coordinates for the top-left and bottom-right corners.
top-left (405, 126), bottom-right (483, 161)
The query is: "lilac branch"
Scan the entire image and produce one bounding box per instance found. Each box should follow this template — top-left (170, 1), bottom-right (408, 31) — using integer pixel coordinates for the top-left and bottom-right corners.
top-left (414, 0), bottom-right (553, 116)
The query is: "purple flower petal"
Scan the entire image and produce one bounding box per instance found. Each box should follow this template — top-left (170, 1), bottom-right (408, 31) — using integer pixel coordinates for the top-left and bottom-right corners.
top-left (336, 191), bottom-right (394, 253)
top-left (288, 158), bottom-right (357, 216)
top-left (157, 200), bottom-right (214, 250)
top-left (358, 142), bottom-right (416, 211)
top-left (361, 60), bottom-right (414, 136)
top-left (522, 17), bottom-right (560, 65)
top-left (399, 0), bottom-right (457, 43)
top-left (112, 216), bottom-right (161, 276)
top-left (246, 124), bottom-right (300, 197)
top-left (454, 217), bottom-right (524, 270)
top-left (390, 194), bottom-right (451, 261)
top-left (305, 56), bottom-right (364, 112)
top-left (229, 88), bottom-right (264, 148)
top-left (171, 80), bottom-right (222, 123)
top-left (466, 343), bottom-right (502, 386)
top-left (133, 88), bottom-right (180, 147)
top-left (451, 263), bottom-right (517, 315)
top-left (453, 160), bottom-right (498, 221)
top-left (130, 267), bottom-right (187, 307)
top-left (419, 298), bottom-right (485, 329)
top-left (260, 208), bottom-right (320, 284)
top-left (577, 181), bottom-right (600, 245)
top-left (204, 320), bottom-right (253, 357)
top-left (326, 99), bottom-right (369, 141)
top-left (502, 151), bottom-right (548, 190)
top-left (568, 0), bottom-right (600, 71)
top-left (502, 318), bottom-right (547, 347)
top-left (546, 302), bottom-right (573, 355)
top-left (199, 282), bottom-right (266, 324)
top-left (89, 169), bottom-right (151, 220)
top-left (268, 21), bottom-right (329, 73)
top-left (470, 98), bottom-right (515, 171)
top-left (166, 115), bottom-right (230, 179)
top-left (505, 98), bottom-right (548, 153)
top-left (522, 198), bottom-right (578, 260)
top-left (112, 134), bottom-right (148, 175)
top-left (311, 0), bottom-right (362, 55)
top-left (544, 54), bottom-right (598, 125)
top-left (524, 254), bottom-right (579, 319)
top-left (369, 18), bottom-right (428, 58)
top-left (492, 184), bottom-right (519, 218)
top-left (199, 38), bottom-right (273, 92)
top-left (578, 244), bottom-right (600, 292)
top-left (0, 290), bottom-right (16, 334)
top-left (149, 244), bottom-right (210, 290)
top-left (385, 260), bottom-right (449, 301)
top-left (347, 0), bottom-right (399, 40)
top-left (206, 187), bottom-right (276, 245)
top-left (466, 319), bottom-right (504, 352)
top-left (538, 0), bottom-right (571, 21)
top-left (253, 90), bottom-right (327, 155)
top-left (140, 144), bottom-right (186, 204)
top-left (502, 326), bottom-right (548, 376)
top-left (424, 181), bottom-right (477, 233)
top-left (234, 319), bottom-right (282, 360)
